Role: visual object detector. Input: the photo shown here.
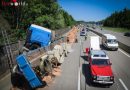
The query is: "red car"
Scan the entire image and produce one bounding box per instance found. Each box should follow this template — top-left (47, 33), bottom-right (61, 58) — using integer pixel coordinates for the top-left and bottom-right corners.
top-left (86, 48), bottom-right (114, 85)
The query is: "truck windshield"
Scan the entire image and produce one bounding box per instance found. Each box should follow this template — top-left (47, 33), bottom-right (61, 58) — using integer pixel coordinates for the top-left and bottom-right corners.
top-left (92, 59), bottom-right (110, 65)
top-left (107, 39), bottom-right (117, 44)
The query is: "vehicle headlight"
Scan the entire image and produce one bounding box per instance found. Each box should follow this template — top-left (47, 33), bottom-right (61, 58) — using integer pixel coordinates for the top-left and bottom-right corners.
top-left (110, 76), bottom-right (114, 80)
top-left (93, 75), bottom-right (97, 79)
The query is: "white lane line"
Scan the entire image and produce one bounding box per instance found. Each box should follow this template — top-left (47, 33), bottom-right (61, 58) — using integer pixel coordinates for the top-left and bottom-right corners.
top-left (119, 78), bottom-right (128, 90)
top-left (78, 37), bottom-right (81, 90)
top-left (78, 67), bottom-right (81, 90)
top-left (119, 48), bottom-right (130, 58)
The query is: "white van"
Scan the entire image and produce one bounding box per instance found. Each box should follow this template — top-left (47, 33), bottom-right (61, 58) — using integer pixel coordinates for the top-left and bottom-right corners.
top-left (102, 34), bottom-right (118, 50)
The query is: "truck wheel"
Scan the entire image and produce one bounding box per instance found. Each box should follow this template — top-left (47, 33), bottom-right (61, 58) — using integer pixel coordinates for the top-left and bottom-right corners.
top-left (30, 43), bottom-right (40, 50)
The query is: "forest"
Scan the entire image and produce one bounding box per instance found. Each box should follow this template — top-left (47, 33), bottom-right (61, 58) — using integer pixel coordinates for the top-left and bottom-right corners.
top-left (103, 8), bottom-right (130, 29)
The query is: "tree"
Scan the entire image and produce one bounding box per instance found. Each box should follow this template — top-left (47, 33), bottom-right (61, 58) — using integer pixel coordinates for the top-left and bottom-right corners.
top-left (0, 0), bottom-right (75, 42)
top-left (103, 8), bottom-right (130, 29)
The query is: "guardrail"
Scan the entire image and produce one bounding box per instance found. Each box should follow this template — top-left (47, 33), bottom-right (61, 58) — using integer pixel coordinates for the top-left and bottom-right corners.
top-left (88, 27), bottom-right (130, 54)
top-left (10, 26), bottom-right (79, 90)
top-left (0, 27), bottom-right (71, 78)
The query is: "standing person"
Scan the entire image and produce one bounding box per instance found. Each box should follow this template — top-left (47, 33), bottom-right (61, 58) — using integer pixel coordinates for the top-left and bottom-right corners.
top-left (85, 33), bottom-right (87, 40)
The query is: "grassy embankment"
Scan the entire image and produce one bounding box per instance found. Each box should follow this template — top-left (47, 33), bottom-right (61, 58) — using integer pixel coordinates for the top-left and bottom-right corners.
top-left (102, 27), bottom-right (130, 33)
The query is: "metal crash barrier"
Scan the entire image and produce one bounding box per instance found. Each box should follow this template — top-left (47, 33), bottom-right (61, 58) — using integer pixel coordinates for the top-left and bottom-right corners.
top-left (11, 26), bottom-right (78, 90)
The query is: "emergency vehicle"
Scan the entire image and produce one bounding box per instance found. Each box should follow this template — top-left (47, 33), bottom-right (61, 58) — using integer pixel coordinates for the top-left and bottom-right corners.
top-left (86, 36), bottom-right (114, 85)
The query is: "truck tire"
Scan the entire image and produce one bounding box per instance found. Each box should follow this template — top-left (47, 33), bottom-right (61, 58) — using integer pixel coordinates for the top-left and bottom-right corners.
top-left (30, 43), bottom-right (41, 50)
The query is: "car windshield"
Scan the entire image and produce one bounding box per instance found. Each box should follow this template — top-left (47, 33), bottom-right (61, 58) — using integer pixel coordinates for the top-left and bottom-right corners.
top-left (92, 59), bottom-right (110, 65)
top-left (107, 39), bottom-right (117, 44)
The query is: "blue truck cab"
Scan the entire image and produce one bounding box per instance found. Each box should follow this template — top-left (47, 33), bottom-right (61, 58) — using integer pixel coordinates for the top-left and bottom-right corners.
top-left (25, 24), bottom-right (52, 50)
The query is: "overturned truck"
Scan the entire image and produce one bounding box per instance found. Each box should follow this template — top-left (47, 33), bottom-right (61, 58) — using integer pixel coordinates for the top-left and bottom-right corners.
top-left (25, 24), bottom-right (52, 50)
top-left (11, 24), bottom-right (70, 90)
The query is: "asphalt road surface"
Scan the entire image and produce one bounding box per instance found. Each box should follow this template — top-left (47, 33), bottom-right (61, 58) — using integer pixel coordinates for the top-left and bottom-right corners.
top-left (43, 31), bottom-right (130, 90)
top-left (0, 30), bottom-right (130, 90)
top-left (80, 31), bottom-right (130, 90)
top-left (91, 27), bottom-right (130, 46)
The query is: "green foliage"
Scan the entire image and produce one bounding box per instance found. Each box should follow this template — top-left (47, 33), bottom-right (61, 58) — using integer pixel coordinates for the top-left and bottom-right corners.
top-left (103, 8), bottom-right (130, 29)
top-left (21, 0), bottom-right (75, 30)
top-left (0, 0), bottom-right (75, 43)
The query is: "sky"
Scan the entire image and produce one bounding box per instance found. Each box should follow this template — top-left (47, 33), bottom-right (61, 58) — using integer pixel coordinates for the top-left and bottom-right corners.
top-left (58, 0), bottom-right (130, 22)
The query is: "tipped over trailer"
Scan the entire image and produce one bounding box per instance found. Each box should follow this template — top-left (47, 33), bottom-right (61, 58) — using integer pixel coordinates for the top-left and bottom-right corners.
top-left (11, 45), bottom-right (66, 89)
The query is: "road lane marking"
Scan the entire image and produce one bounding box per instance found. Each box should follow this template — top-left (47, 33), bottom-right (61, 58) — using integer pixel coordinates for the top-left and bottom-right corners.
top-left (78, 67), bottom-right (81, 90)
top-left (119, 49), bottom-right (130, 58)
top-left (119, 79), bottom-right (128, 90)
top-left (78, 37), bottom-right (81, 90)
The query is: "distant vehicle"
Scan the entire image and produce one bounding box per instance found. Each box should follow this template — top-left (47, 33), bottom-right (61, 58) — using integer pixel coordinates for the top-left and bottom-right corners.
top-left (86, 25), bottom-right (89, 27)
top-left (80, 28), bottom-right (87, 36)
top-left (25, 24), bottom-right (52, 50)
top-left (124, 32), bottom-right (130, 37)
top-left (86, 28), bottom-right (89, 32)
top-left (102, 34), bottom-right (118, 51)
top-left (86, 36), bottom-right (114, 85)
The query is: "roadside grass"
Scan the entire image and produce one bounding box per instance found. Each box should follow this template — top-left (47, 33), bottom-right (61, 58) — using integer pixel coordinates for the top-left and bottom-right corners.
top-left (102, 27), bottom-right (130, 33)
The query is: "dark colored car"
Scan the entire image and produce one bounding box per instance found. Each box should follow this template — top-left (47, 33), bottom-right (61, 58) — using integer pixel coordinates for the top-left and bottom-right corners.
top-left (124, 32), bottom-right (130, 37)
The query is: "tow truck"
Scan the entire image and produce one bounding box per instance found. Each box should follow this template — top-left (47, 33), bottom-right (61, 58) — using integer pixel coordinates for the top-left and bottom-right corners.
top-left (86, 36), bottom-right (114, 85)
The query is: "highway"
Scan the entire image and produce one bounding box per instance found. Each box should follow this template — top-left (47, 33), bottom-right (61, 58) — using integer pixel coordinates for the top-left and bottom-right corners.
top-left (0, 29), bottom-right (130, 90)
top-left (91, 27), bottom-right (130, 47)
top-left (42, 30), bottom-right (130, 90)
top-left (80, 31), bottom-right (130, 90)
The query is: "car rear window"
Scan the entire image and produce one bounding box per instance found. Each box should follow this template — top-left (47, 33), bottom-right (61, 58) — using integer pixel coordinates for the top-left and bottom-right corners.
top-left (92, 59), bottom-right (110, 65)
